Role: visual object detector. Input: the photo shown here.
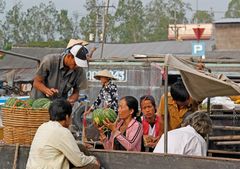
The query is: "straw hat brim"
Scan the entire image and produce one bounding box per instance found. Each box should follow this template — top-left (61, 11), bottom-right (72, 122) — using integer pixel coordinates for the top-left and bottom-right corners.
top-left (94, 70), bottom-right (117, 80)
top-left (67, 39), bottom-right (89, 49)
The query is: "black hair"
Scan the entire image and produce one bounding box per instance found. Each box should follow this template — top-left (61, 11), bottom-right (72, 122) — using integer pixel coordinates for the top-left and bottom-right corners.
top-left (139, 95), bottom-right (157, 113)
top-left (121, 96), bottom-right (139, 118)
top-left (49, 99), bottom-right (72, 121)
top-left (170, 81), bottom-right (189, 102)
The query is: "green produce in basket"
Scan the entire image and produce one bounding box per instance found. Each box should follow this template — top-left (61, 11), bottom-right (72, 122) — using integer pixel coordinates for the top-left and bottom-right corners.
top-left (5, 97), bottom-right (18, 107)
top-left (42, 101), bottom-right (52, 109)
top-left (32, 98), bottom-right (51, 109)
top-left (92, 108), bottom-right (117, 126)
top-left (25, 98), bottom-right (35, 107)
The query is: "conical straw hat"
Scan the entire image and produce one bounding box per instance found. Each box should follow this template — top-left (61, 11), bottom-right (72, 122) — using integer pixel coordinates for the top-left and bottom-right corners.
top-left (67, 39), bottom-right (89, 49)
top-left (94, 69), bottom-right (116, 80)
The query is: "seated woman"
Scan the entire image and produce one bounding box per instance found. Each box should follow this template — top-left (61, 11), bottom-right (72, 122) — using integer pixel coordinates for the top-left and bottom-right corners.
top-left (140, 95), bottom-right (163, 152)
top-left (98, 96), bottom-right (143, 151)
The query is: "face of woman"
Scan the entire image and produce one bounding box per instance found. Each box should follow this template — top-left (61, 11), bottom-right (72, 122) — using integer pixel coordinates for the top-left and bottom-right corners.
top-left (141, 100), bottom-right (155, 121)
top-left (99, 77), bottom-right (109, 86)
top-left (118, 99), bottom-right (133, 120)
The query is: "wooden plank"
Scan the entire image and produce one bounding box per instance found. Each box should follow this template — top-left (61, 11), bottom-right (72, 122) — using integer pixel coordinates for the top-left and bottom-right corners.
top-left (209, 135), bottom-right (240, 141)
top-left (213, 125), bottom-right (240, 131)
top-left (208, 149), bottom-right (240, 155)
top-left (215, 141), bottom-right (240, 145)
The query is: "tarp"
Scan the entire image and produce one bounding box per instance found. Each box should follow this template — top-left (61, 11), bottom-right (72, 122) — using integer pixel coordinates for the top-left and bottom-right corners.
top-left (164, 55), bottom-right (240, 101)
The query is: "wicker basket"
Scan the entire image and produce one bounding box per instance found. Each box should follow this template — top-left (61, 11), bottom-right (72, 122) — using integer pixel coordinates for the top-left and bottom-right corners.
top-left (2, 100), bottom-right (49, 145)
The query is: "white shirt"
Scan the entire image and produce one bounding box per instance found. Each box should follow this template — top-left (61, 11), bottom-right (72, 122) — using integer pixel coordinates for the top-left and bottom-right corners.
top-left (153, 125), bottom-right (207, 156)
top-left (26, 121), bottom-right (96, 169)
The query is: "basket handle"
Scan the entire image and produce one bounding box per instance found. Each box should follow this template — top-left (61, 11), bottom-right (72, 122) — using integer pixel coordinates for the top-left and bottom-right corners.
top-left (12, 99), bottom-right (31, 108)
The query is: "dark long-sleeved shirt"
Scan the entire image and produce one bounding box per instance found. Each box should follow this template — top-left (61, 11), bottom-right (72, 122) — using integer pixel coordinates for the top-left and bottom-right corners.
top-left (92, 81), bottom-right (118, 113)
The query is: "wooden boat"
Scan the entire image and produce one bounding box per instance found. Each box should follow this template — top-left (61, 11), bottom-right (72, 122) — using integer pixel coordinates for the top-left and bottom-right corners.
top-left (0, 144), bottom-right (240, 169)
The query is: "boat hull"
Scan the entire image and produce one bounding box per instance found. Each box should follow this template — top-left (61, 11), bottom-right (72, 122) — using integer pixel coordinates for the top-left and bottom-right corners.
top-left (1, 144), bottom-right (240, 169)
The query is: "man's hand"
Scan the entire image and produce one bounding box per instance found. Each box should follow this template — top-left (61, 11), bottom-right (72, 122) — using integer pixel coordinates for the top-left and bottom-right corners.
top-left (45, 88), bottom-right (58, 97)
top-left (67, 98), bottom-right (75, 105)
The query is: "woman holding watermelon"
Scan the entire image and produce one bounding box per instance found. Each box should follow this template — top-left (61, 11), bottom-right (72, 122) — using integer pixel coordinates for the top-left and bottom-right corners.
top-left (98, 96), bottom-right (143, 151)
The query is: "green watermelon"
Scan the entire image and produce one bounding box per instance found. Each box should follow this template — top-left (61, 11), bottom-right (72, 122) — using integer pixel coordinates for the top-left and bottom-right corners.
top-left (42, 101), bottom-right (52, 109)
top-left (32, 98), bottom-right (51, 109)
top-left (102, 108), bottom-right (117, 123)
top-left (92, 108), bottom-right (117, 126)
top-left (25, 99), bottom-right (34, 107)
top-left (5, 97), bottom-right (18, 107)
top-left (92, 108), bottom-right (104, 126)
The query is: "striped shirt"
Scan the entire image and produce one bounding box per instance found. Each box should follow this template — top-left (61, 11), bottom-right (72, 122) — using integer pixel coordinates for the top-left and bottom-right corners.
top-left (103, 119), bottom-right (143, 151)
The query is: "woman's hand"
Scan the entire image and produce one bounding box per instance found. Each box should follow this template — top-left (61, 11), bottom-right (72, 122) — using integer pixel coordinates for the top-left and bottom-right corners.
top-left (103, 118), bottom-right (116, 132)
top-left (97, 126), bottom-right (107, 142)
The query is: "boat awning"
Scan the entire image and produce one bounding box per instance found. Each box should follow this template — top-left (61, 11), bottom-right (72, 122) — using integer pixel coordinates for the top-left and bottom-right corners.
top-left (164, 55), bottom-right (240, 101)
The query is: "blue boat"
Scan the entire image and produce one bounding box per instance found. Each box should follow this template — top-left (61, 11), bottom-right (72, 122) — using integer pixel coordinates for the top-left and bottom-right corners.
top-left (0, 96), bottom-right (30, 106)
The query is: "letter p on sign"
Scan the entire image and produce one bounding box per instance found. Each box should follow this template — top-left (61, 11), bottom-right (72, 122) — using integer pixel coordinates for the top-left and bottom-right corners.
top-left (192, 42), bottom-right (205, 56)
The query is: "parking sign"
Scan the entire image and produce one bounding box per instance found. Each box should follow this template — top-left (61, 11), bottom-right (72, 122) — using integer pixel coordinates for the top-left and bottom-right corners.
top-left (192, 41), bottom-right (205, 56)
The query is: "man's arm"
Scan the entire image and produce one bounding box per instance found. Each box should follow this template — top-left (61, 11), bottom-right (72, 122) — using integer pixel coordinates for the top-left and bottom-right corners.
top-left (57, 129), bottom-right (98, 167)
top-left (67, 88), bottom-right (80, 105)
top-left (33, 75), bottom-right (58, 97)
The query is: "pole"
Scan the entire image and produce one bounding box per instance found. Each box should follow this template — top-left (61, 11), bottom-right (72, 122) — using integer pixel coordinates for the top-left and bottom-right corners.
top-left (174, 3), bottom-right (177, 40)
top-left (196, 0), bottom-right (198, 24)
top-left (95, 7), bottom-right (99, 47)
top-left (164, 65), bottom-right (168, 153)
top-left (100, 0), bottom-right (110, 59)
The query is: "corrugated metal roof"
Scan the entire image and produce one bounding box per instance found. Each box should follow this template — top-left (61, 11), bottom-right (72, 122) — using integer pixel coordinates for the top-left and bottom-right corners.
top-left (0, 40), bottom-right (240, 82)
top-left (0, 40), bottom-right (215, 69)
top-left (92, 40), bottom-right (214, 59)
top-left (214, 18), bottom-right (240, 24)
top-left (0, 47), bottom-right (64, 69)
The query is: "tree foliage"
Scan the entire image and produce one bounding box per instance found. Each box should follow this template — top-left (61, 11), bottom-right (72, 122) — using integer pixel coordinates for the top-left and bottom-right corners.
top-left (143, 0), bottom-right (190, 41)
top-left (2, 2), bottom-right (24, 44)
top-left (79, 0), bottom-right (98, 41)
top-left (0, 0), bottom-right (204, 46)
top-left (112, 0), bottom-right (145, 43)
top-left (225, 0), bottom-right (240, 18)
top-left (0, 0), bottom-right (5, 13)
top-left (57, 10), bottom-right (74, 40)
top-left (191, 10), bottom-right (214, 23)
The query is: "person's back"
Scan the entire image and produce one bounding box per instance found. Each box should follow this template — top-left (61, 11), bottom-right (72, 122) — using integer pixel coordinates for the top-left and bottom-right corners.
top-left (154, 125), bottom-right (206, 156)
top-left (27, 121), bottom-right (76, 168)
top-left (153, 112), bottom-right (212, 157)
top-left (26, 99), bottom-right (99, 169)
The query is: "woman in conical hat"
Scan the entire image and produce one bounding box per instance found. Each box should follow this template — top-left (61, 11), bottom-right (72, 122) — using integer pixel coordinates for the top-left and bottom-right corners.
top-left (86, 69), bottom-right (119, 114)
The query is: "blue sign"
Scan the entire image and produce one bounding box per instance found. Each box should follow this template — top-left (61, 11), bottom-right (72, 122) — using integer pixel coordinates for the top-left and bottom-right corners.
top-left (192, 41), bottom-right (205, 56)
